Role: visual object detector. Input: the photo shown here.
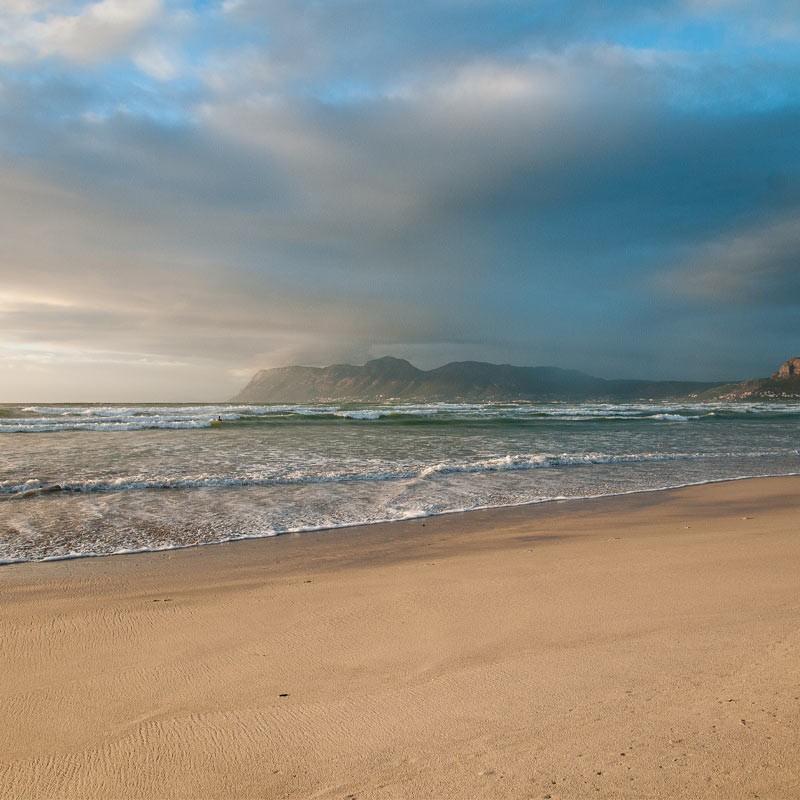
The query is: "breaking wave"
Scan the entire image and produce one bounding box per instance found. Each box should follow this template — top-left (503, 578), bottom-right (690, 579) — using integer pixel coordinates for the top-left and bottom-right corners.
top-left (5, 399), bottom-right (800, 563)
top-left (4, 448), bottom-right (800, 499)
top-left (2, 400), bottom-right (800, 432)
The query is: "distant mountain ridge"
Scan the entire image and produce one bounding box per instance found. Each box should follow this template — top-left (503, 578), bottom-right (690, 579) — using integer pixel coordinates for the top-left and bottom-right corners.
top-left (231, 356), bottom-right (724, 403)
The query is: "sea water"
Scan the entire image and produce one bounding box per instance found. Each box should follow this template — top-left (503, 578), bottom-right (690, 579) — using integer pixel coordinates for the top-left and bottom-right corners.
top-left (1, 401), bottom-right (799, 563)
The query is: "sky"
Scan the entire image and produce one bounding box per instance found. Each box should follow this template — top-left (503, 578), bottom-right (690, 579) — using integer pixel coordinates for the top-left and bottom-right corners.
top-left (1, 0), bottom-right (799, 400)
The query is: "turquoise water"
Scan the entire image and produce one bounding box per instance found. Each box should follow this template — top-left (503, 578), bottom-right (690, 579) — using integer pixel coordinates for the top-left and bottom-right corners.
top-left (1, 401), bottom-right (799, 562)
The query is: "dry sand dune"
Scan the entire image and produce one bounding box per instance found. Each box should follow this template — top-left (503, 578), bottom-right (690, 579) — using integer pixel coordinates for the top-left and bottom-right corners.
top-left (2, 477), bottom-right (800, 799)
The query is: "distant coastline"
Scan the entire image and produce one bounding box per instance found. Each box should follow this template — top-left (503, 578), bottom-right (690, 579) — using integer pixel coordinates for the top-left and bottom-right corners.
top-left (232, 355), bottom-right (800, 403)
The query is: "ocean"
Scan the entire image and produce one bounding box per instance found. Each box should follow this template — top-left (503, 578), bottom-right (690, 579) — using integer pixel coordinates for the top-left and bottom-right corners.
top-left (1, 401), bottom-right (799, 563)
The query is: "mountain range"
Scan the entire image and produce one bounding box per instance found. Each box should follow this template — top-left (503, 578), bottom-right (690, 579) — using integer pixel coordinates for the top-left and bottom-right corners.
top-left (231, 356), bottom-right (799, 403)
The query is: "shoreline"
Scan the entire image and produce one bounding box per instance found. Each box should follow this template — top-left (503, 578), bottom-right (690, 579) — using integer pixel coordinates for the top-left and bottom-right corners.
top-left (3, 470), bottom-right (799, 568)
top-left (3, 475), bottom-right (800, 798)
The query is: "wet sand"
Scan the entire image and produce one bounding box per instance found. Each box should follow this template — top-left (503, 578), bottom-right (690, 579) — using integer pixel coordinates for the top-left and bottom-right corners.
top-left (2, 476), bottom-right (800, 799)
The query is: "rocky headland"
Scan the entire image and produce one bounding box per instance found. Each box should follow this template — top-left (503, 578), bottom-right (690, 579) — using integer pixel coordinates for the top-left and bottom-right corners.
top-left (698, 357), bottom-right (800, 401)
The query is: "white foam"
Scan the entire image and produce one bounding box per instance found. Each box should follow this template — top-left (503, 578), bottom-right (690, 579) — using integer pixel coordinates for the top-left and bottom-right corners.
top-left (5, 400), bottom-right (800, 434)
top-left (4, 448), bottom-right (800, 498)
top-left (4, 472), bottom-right (799, 566)
top-left (0, 419), bottom-right (213, 433)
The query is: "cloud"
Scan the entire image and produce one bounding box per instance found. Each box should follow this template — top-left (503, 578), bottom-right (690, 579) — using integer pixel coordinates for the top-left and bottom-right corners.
top-left (0, 0), bottom-right (59, 16)
top-left (133, 45), bottom-right (180, 80)
top-left (1, 0), bottom-right (800, 398)
top-left (660, 213), bottom-right (800, 305)
top-left (1, 0), bottom-right (163, 66)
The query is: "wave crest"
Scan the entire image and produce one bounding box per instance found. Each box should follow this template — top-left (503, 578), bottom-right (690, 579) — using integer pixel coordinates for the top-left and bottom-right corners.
top-left (4, 448), bottom-right (800, 499)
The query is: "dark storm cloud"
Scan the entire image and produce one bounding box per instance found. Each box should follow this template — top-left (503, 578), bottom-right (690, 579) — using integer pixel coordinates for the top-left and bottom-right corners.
top-left (1, 0), bottom-right (799, 398)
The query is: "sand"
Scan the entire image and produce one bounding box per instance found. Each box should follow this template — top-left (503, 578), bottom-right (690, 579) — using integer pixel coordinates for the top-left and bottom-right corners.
top-left (2, 476), bottom-right (800, 799)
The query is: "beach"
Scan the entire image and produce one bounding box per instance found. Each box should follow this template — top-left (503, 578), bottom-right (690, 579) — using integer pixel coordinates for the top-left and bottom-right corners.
top-left (2, 475), bottom-right (800, 799)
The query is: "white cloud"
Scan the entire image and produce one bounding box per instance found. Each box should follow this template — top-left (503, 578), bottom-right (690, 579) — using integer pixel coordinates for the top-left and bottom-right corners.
top-left (133, 44), bottom-right (179, 80)
top-left (2, 0), bottom-right (163, 65)
top-left (0, 0), bottom-right (61, 15)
